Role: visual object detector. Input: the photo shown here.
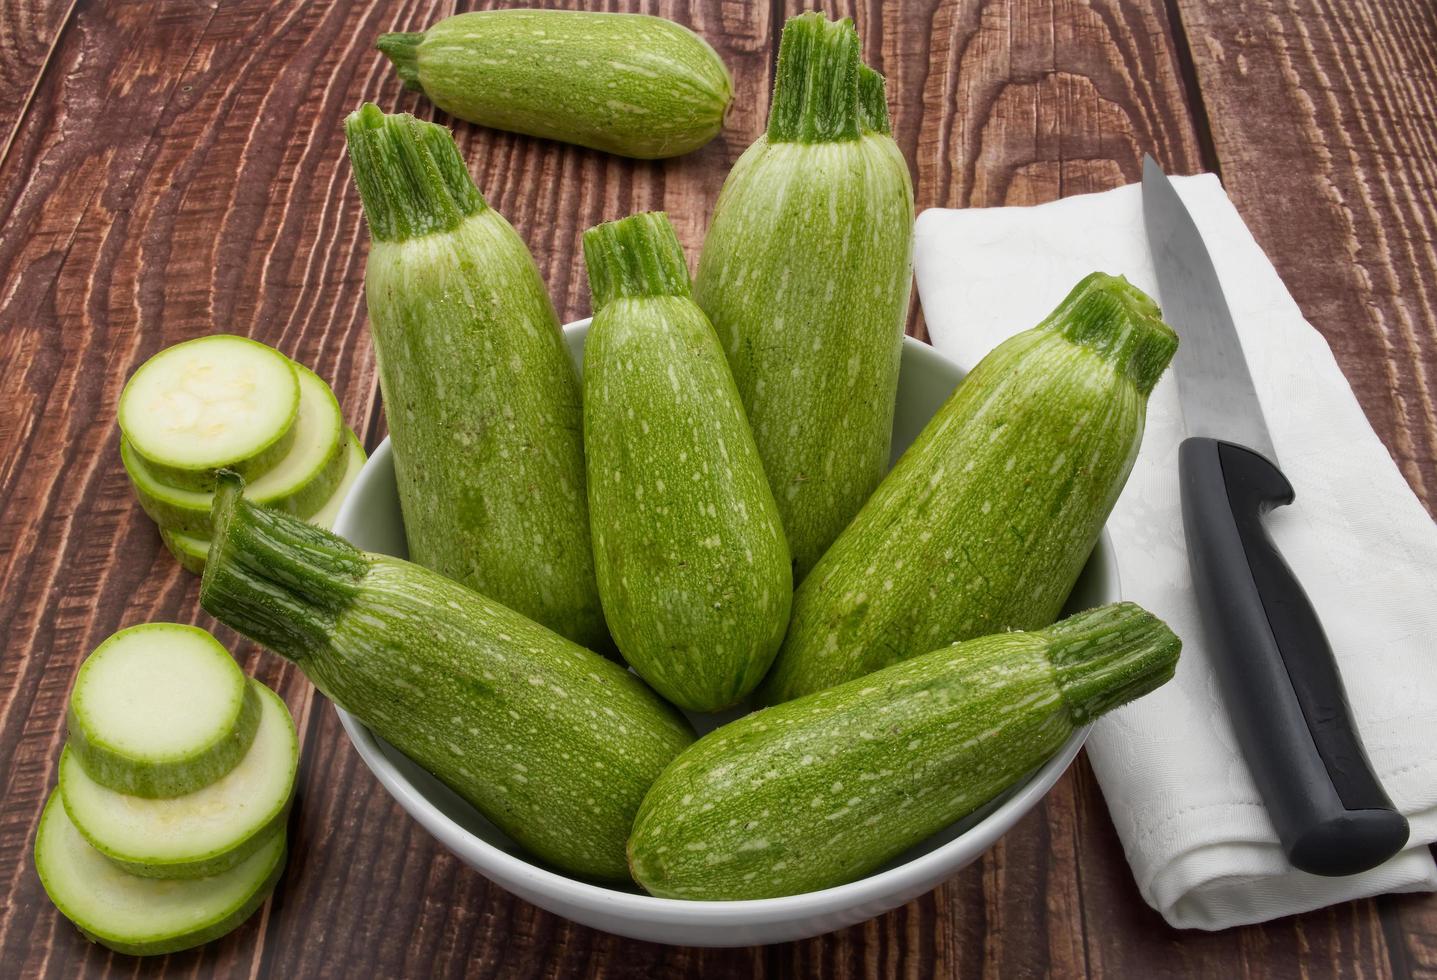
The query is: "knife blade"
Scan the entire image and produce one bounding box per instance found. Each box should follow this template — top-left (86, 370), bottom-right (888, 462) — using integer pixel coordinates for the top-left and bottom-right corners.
top-left (1141, 155), bottom-right (1407, 877)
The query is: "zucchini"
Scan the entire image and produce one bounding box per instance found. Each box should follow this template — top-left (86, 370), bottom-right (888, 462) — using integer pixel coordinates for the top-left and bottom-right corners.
top-left (630, 602), bottom-right (1180, 900)
top-left (161, 430), bottom-right (366, 574)
top-left (35, 792), bottom-right (285, 957)
top-left (693, 13), bottom-right (914, 578)
top-left (581, 212), bottom-right (791, 712)
top-left (125, 361), bottom-right (348, 537)
top-left (60, 679), bottom-right (298, 879)
top-left (346, 104), bottom-right (608, 652)
top-left (377, 10), bottom-right (732, 159)
top-left (118, 335), bottom-right (300, 491)
top-left (66, 624), bottom-right (260, 799)
top-left (199, 474), bottom-right (694, 882)
top-left (760, 273), bottom-right (1178, 704)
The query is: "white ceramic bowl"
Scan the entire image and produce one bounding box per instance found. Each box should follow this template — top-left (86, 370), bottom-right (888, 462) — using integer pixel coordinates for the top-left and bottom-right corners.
top-left (333, 321), bottom-right (1119, 947)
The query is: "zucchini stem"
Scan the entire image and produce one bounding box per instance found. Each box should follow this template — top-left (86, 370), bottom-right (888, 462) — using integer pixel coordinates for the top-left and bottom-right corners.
top-left (583, 211), bottom-right (691, 310)
top-left (200, 473), bottom-right (367, 660)
top-left (1040, 272), bottom-right (1179, 395)
top-left (857, 65), bottom-right (891, 135)
top-left (344, 103), bottom-right (487, 243)
top-left (767, 13), bottom-right (862, 144)
top-left (375, 32), bottom-right (425, 93)
top-left (1043, 602), bottom-right (1181, 724)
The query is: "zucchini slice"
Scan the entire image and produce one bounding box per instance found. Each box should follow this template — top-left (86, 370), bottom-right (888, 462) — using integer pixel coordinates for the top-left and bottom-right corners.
top-left (159, 431), bottom-right (366, 574)
top-left (67, 624), bottom-right (259, 799)
top-left (34, 792), bottom-right (286, 957)
top-left (118, 335), bottom-right (300, 491)
top-left (124, 363), bottom-right (348, 536)
top-left (60, 679), bottom-right (298, 879)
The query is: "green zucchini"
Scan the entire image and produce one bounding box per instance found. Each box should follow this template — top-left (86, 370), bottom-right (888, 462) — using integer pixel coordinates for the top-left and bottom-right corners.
top-left (125, 361), bottom-right (349, 537)
top-left (199, 474), bottom-right (694, 882)
top-left (630, 602), bottom-right (1180, 900)
top-left (694, 13), bottom-right (914, 578)
top-left (60, 679), bottom-right (297, 879)
top-left (346, 103), bottom-right (607, 652)
top-left (118, 335), bottom-right (300, 491)
top-left (377, 10), bottom-right (732, 159)
top-left (35, 792), bottom-right (285, 956)
top-left (66, 624), bottom-right (260, 799)
top-left (760, 273), bottom-right (1178, 704)
top-left (161, 430), bottom-right (366, 574)
top-left (581, 212), bottom-right (791, 712)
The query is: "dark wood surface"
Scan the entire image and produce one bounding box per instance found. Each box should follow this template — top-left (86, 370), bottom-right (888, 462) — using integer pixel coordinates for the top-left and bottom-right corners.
top-left (1, 0), bottom-right (1433, 976)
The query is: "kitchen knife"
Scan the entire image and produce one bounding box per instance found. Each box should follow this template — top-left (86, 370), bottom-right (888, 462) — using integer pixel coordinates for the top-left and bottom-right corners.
top-left (1141, 155), bottom-right (1408, 877)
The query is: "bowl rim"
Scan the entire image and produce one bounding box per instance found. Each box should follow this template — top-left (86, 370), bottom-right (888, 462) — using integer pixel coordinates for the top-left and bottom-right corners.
top-left (332, 326), bottom-right (1114, 921)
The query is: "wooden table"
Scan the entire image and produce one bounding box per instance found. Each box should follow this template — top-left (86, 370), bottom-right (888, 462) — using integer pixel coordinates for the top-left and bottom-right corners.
top-left (2, 0), bottom-right (1434, 976)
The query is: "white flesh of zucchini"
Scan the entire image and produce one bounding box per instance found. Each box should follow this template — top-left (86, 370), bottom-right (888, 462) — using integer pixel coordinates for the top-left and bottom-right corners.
top-left (61, 680), bottom-right (298, 878)
top-left (119, 335), bottom-right (299, 480)
top-left (67, 624), bottom-right (259, 798)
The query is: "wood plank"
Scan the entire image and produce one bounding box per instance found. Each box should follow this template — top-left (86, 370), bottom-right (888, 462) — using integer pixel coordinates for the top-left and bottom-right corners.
top-left (1169, 1), bottom-right (1437, 977)
top-left (0, 0), bottom-right (77, 165)
top-left (1174, 0), bottom-right (1437, 514)
top-left (0, 0), bottom-right (426, 974)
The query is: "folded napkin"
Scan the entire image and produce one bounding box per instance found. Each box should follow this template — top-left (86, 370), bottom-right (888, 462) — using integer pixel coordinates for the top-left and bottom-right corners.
top-left (913, 175), bottom-right (1437, 931)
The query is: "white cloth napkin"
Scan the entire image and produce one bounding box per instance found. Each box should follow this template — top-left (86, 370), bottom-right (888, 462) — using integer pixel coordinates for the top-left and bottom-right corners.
top-left (912, 175), bottom-right (1437, 931)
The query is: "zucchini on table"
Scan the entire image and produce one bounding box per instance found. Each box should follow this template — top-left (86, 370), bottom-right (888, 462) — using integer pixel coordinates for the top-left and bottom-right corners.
top-left (345, 103), bottom-right (608, 652)
top-left (582, 212), bottom-right (791, 712)
top-left (761, 273), bottom-right (1179, 704)
top-left (377, 9), bottom-right (732, 159)
top-left (631, 603), bottom-right (1180, 900)
top-left (118, 335), bottom-right (300, 492)
top-left (61, 679), bottom-right (298, 879)
top-left (65, 624), bottom-right (260, 799)
top-left (200, 474), bottom-right (693, 882)
top-left (694, 13), bottom-right (914, 579)
top-left (124, 361), bottom-right (350, 537)
top-left (35, 793), bottom-right (285, 957)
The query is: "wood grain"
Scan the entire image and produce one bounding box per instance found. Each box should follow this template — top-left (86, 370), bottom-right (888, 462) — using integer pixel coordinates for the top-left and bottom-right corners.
top-left (1174, 0), bottom-right (1437, 514)
top-left (0, 0), bottom-right (1435, 977)
top-left (0, 0), bottom-right (76, 165)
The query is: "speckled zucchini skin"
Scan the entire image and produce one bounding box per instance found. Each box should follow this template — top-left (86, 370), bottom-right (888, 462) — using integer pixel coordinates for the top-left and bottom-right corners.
top-left (694, 15), bottom-right (914, 579)
top-left (377, 10), bottom-right (732, 159)
top-left (629, 603), bottom-right (1180, 900)
top-left (346, 104), bottom-right (608, 652)
top-left (760, 273), bottom-right (1178, 704)
top-left (200, 478), bottom-right (694, 882)
top-left (582, 213), bottom-right (791, 712)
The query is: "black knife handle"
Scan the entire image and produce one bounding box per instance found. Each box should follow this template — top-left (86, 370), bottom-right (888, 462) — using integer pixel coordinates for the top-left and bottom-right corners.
top-left (1178, 436), bottom-right (1408, 876)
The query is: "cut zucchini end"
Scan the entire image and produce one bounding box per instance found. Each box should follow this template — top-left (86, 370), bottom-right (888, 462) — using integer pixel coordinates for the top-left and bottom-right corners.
top-left (60, 680), bottom-right (298, 879)
top-left (67, 624), bottom-right (260, 798)
top-left (118, 335), bottom-right (301, 484)
top-left (583, 211), bottom-right (692, 310)
top-left (1042, 272), bottom-right (1179, 396)
top-left (375, 31), bottom-right (425, 92)
top-left (344, 102), bottom-right (488, 243)
top-left (36, 792), bottom-right (286, 957)
top-left (767, 13), bottom-right (862, 144)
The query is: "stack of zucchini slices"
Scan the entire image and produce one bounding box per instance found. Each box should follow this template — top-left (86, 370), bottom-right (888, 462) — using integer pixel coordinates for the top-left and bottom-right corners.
top-left (118, 335), bottom-right (366, 573)
top-left (35, 624), bottom-right (300, 955)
